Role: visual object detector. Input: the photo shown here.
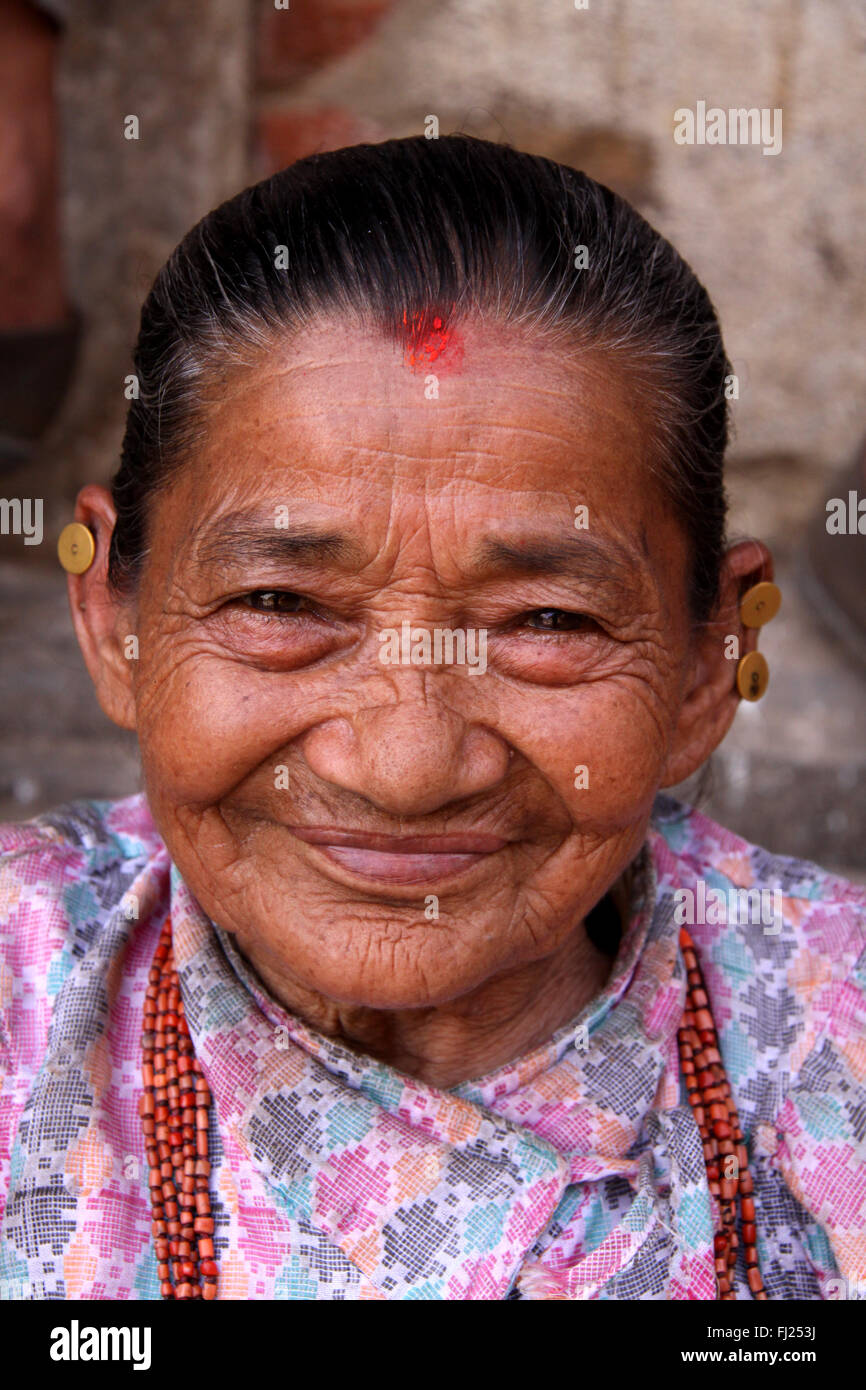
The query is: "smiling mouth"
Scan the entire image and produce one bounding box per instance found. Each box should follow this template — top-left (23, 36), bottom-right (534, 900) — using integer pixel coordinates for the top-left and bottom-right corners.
top-left (287, 826), bottom-right (509, 885)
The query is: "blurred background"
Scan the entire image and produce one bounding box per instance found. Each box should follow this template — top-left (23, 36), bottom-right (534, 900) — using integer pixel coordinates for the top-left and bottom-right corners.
top-left (0, 0), bottom-right (864, 875)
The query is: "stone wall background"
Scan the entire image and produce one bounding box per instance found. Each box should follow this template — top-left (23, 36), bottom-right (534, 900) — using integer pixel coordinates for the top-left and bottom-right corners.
top-left (1, 0), bottom-right (863, 873)
top-left (254, 0), bottom-right (866, 477)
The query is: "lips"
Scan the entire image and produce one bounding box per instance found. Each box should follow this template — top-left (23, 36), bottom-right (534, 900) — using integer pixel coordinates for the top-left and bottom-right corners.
top-left (288, 826), bottom-right (508, 885)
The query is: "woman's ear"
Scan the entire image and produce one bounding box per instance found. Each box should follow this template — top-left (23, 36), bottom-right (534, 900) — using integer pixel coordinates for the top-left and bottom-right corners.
top-left (660, 539), bottom-right (775, 788)
top-left (65, 483), bottom-right (138, 731)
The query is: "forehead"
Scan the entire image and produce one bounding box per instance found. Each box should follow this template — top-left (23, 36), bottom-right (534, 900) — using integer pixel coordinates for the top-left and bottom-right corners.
top-left (185, 318), bottom-right (663, 522)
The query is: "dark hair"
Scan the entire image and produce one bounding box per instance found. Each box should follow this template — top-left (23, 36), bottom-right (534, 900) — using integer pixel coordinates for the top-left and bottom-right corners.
top-left (109, 133), bottom-right (730, 619)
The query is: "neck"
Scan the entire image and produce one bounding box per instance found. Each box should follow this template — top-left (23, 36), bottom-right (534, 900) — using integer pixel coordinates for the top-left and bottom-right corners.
top-left (235, 914), bottom-right (618, 1090)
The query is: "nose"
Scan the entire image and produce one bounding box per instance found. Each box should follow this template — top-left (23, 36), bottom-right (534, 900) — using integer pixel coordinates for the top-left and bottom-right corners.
top-left (299, 699), bottom-right (511, 817)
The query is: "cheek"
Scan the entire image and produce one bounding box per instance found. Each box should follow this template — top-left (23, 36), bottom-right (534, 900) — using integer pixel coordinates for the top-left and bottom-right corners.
top-left (516, 675), bottom-right (677, 827)
top-left (134, 647), bottom-right (294, 810)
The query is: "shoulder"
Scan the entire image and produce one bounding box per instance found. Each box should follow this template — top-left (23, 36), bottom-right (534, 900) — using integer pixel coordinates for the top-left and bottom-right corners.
top-left (650, 796), bottom-right (866, 1273)
top-left (0, 791), bottom-right (163, 871)
top-left (0, 792), bottom-right (165, 944)
top-left (0, 794), bottom-right (167, 1220)
top-left (649, 793), bottom-right (866, 1094)
top-left (650, 792), bottom-right (865, 953)
top-left (650, 792), bottom-right (865, 918)
top-left (0, 793), bottom-right (166, 1061)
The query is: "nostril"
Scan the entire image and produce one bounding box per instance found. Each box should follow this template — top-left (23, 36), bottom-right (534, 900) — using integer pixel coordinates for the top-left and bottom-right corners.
top-left (298, 709), bottom-right (512, 817)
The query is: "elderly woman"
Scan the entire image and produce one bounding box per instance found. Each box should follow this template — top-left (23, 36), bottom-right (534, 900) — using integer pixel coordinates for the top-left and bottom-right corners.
top-left (1, 135), bottom-right (863, 1303)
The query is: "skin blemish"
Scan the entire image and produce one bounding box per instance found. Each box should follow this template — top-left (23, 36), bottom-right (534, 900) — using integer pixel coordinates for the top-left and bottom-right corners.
top-left (402, 308), bottom-right (466, 375)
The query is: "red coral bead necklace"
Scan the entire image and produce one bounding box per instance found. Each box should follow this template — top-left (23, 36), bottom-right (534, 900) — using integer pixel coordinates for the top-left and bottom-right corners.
top-left (140, 916), bottom-right (766, 1300)
top-left (139, 917), bottom-right (217, 1300)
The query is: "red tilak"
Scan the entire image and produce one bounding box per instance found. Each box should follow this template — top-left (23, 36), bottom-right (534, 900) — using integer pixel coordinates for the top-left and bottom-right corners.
top-left (402, 308), bottom-right (465, 373)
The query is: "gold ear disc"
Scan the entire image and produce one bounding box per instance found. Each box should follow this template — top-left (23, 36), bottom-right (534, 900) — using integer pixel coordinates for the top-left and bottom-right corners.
top-left (740, 581), bottom-right (781, 628)
top-left (737, 651), bottom-right (769, 702)
top-left (58, 522), bottom-right (95, 574)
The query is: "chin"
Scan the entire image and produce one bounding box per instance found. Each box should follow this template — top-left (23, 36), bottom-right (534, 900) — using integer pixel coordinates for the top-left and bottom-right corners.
top-left (300, 940), bottom-right (504, 1012)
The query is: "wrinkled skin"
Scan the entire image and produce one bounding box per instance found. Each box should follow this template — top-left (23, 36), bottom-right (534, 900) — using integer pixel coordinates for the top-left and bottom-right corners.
top-left (69, 319), bottom-right (771, 1088)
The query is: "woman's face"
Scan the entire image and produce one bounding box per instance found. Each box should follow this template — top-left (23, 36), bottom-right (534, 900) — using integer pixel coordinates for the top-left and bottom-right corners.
top-left (78, 318), bottom-right (753, 1010)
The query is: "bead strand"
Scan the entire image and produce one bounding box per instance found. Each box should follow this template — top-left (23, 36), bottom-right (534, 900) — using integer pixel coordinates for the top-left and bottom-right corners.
top-left (143, 915), bottom-right (765, 1303)
top-left (677, 926), bottom-right (766, 1300)
top-left (140, 917), bottom-right (217, 1300)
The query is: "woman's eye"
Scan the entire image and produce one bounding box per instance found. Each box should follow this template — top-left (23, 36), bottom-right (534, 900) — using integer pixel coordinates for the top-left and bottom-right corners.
top-left (240, 590), bottom-right (309, 615)
top-left (522, 608), bottom-right (596, 632)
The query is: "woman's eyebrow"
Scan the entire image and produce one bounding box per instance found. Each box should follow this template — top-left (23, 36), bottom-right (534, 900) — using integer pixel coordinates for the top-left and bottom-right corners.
top-left (188, 515), bottom-right (647, 596)
top-left (473, 535), bottom-right (647, 594)
top-left (190, 515), bottom-right (365, 572)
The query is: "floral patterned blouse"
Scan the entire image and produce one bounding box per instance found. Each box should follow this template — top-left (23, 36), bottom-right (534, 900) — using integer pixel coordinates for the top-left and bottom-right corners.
top-left (1, 792), bottom-right (864, 1300)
